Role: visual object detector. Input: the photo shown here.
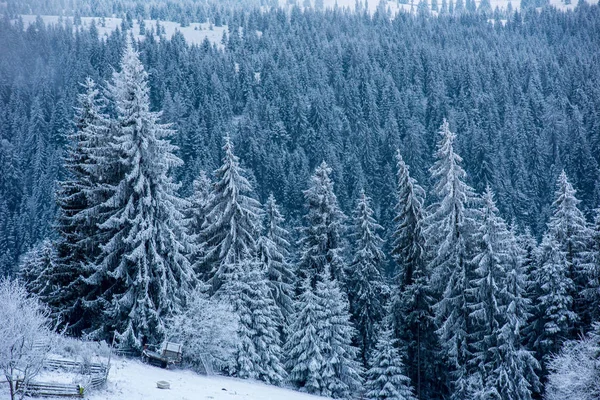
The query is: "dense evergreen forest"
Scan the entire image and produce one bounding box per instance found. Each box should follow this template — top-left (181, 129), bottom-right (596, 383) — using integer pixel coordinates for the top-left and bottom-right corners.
top-left (2, 2), bottom-right (600, 399)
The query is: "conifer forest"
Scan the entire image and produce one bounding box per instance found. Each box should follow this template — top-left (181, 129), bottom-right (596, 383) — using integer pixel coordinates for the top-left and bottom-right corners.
top-left (1, 0), bottom-right (600, 398)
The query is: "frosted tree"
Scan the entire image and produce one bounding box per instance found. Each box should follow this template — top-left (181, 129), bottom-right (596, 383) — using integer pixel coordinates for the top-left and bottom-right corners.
top-left (18, 240), bottom-right (56, 301)
top-left (226, 258), bottom-right (286, 385)
top-left (347, 189), bottom-right (387, 366)
top-left (90, 39), bottom-right (195, 346)
top-left (201, 136), bottom-right (262, 294)
top-left (546, 171), bottom-right (590, 332)
top-left (0, 279), bottom-right (53, 400)
top-left (390, 150), bottom-right (438, 399)
top-left (258, 193), bottom-right (295, 321)
top-left (365, 327), bottom-right (417, 400)
top-left (51, 78), bottom-right (113, 332)
top-left (424, 119), bottom-right (479, 399)
top-left (285, 278), bottom-right (325, 395)
top-left (545, 324), bottom-right (600, 400)
top-left (184, 170), bottom-right (212, 275)
top-left (167, 283), bottom-right (239, 374)
top-left (315, 267), bottom-right (363, 399)
top-left (297, 161), bottom-right (347, 286)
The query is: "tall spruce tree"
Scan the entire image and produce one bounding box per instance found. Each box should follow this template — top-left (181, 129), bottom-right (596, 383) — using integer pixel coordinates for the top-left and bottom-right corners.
top-left (531, 233), bottom-right (578, 366)
top-left (226, 258), bottom-right (287, 385)
top-left (546, 171), bottom-right (590, 333)
top-left (424, 119), bottom-right (479, 399)
top-left (258, 193), bottom-right (295, 321)
top-left (89, 39), bottom-right (195, 346)
top-left (201, 136), bottom-right (262, 294)
top-left (297, 161), bottom-right (347, 286)
top-left (347, 189), bottom-right (387, 366)
top-left (51, 78), bottom-right (113, 334)
top-left (390, 150), bottom-right (440, 400)
top-left (365, 326), bottom-right (417, 400)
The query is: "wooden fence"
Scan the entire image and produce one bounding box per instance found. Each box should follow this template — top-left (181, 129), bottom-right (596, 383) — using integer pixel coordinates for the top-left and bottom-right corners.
top-left (16, 358), bottom-right (109, 398)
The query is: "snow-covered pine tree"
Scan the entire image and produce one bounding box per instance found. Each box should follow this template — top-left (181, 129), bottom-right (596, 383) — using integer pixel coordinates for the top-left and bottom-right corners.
top-left (226, 258), bottom-right (286, 385)
top-left (469, 187), bottom-right (509, 392)
top-left (365, 326), bottom-right (417, 400)
top-left (347, 189), bottom-right (387, 366)
top-left (546, 171), bottom-right (590, 333)
top-left (532, 233), bottom-right (578, 363)
top-left (184, 170), bottom-right (212, 275)
top-left (315, 266), bottom-right (363, 399)
top-left (201, 135), bottom-right (262, 294)
top-left (258, 193), bottom-right (295, 321)
top-left (424, 119), bottom-right (479, 399)
top-left (493, 224), bottom-right (540, 400)
top-left (390, 149), bottom-right (439, 400)
top-left (89, 38), bottom-right (195, 346)
top-left (297, 161), bottom-right (347, 286)
top-left (468, 187), bottom-right (539, 400)
top-left (285, 278), bottom-right (325, 395)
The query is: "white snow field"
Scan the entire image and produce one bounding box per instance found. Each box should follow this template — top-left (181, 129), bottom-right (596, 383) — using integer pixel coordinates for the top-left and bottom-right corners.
top-left (84, 357), bottom-right (325, 400)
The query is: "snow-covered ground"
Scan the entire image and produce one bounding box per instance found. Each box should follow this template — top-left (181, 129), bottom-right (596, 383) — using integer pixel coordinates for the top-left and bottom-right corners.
top-left (85, 358), bottom-right (324, 400)
top-left (0, 357), bottom-right (325, 400)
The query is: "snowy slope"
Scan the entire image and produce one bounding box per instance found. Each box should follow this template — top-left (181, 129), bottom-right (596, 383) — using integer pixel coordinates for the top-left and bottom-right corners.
top-left (86, 358), bottom-right (325, 400)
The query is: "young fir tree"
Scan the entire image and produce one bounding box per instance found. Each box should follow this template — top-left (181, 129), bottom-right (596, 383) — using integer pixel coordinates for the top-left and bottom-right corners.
top-left (258, 193), bottom-right (295, 321)
top-left (226, 258), bottom-right (286, 385)
top-left (184, 170), bottom-right (212, 275)
top-left (50, 78), bottom-right (113, 333)
top-left (89, 39), bottom-right (195, 346)
top-left (285, 277), bottom-right (325, 395)
top-left (297, 161), bottom-right (347, 286)
top-left (347, 189), bottom-right (387, 366)
top-left (201, 136), bottom-right (262, 294)
top-left (424, 119), bottom-right (479, 400)
top-left (390, 150), bottom-right (439, 400)
top-left (365, 326), bottom-right (417, 400)
top-left (545, 171), bottom-right (590, 333)
top-left (315, 266), bottom-right (363, 399)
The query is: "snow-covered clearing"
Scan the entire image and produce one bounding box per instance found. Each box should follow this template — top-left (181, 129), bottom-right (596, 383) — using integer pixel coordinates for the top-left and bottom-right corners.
top-left (85, 357), bottom-right (324, 400)
top-left (17, 15), bottom-right (228, 47)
